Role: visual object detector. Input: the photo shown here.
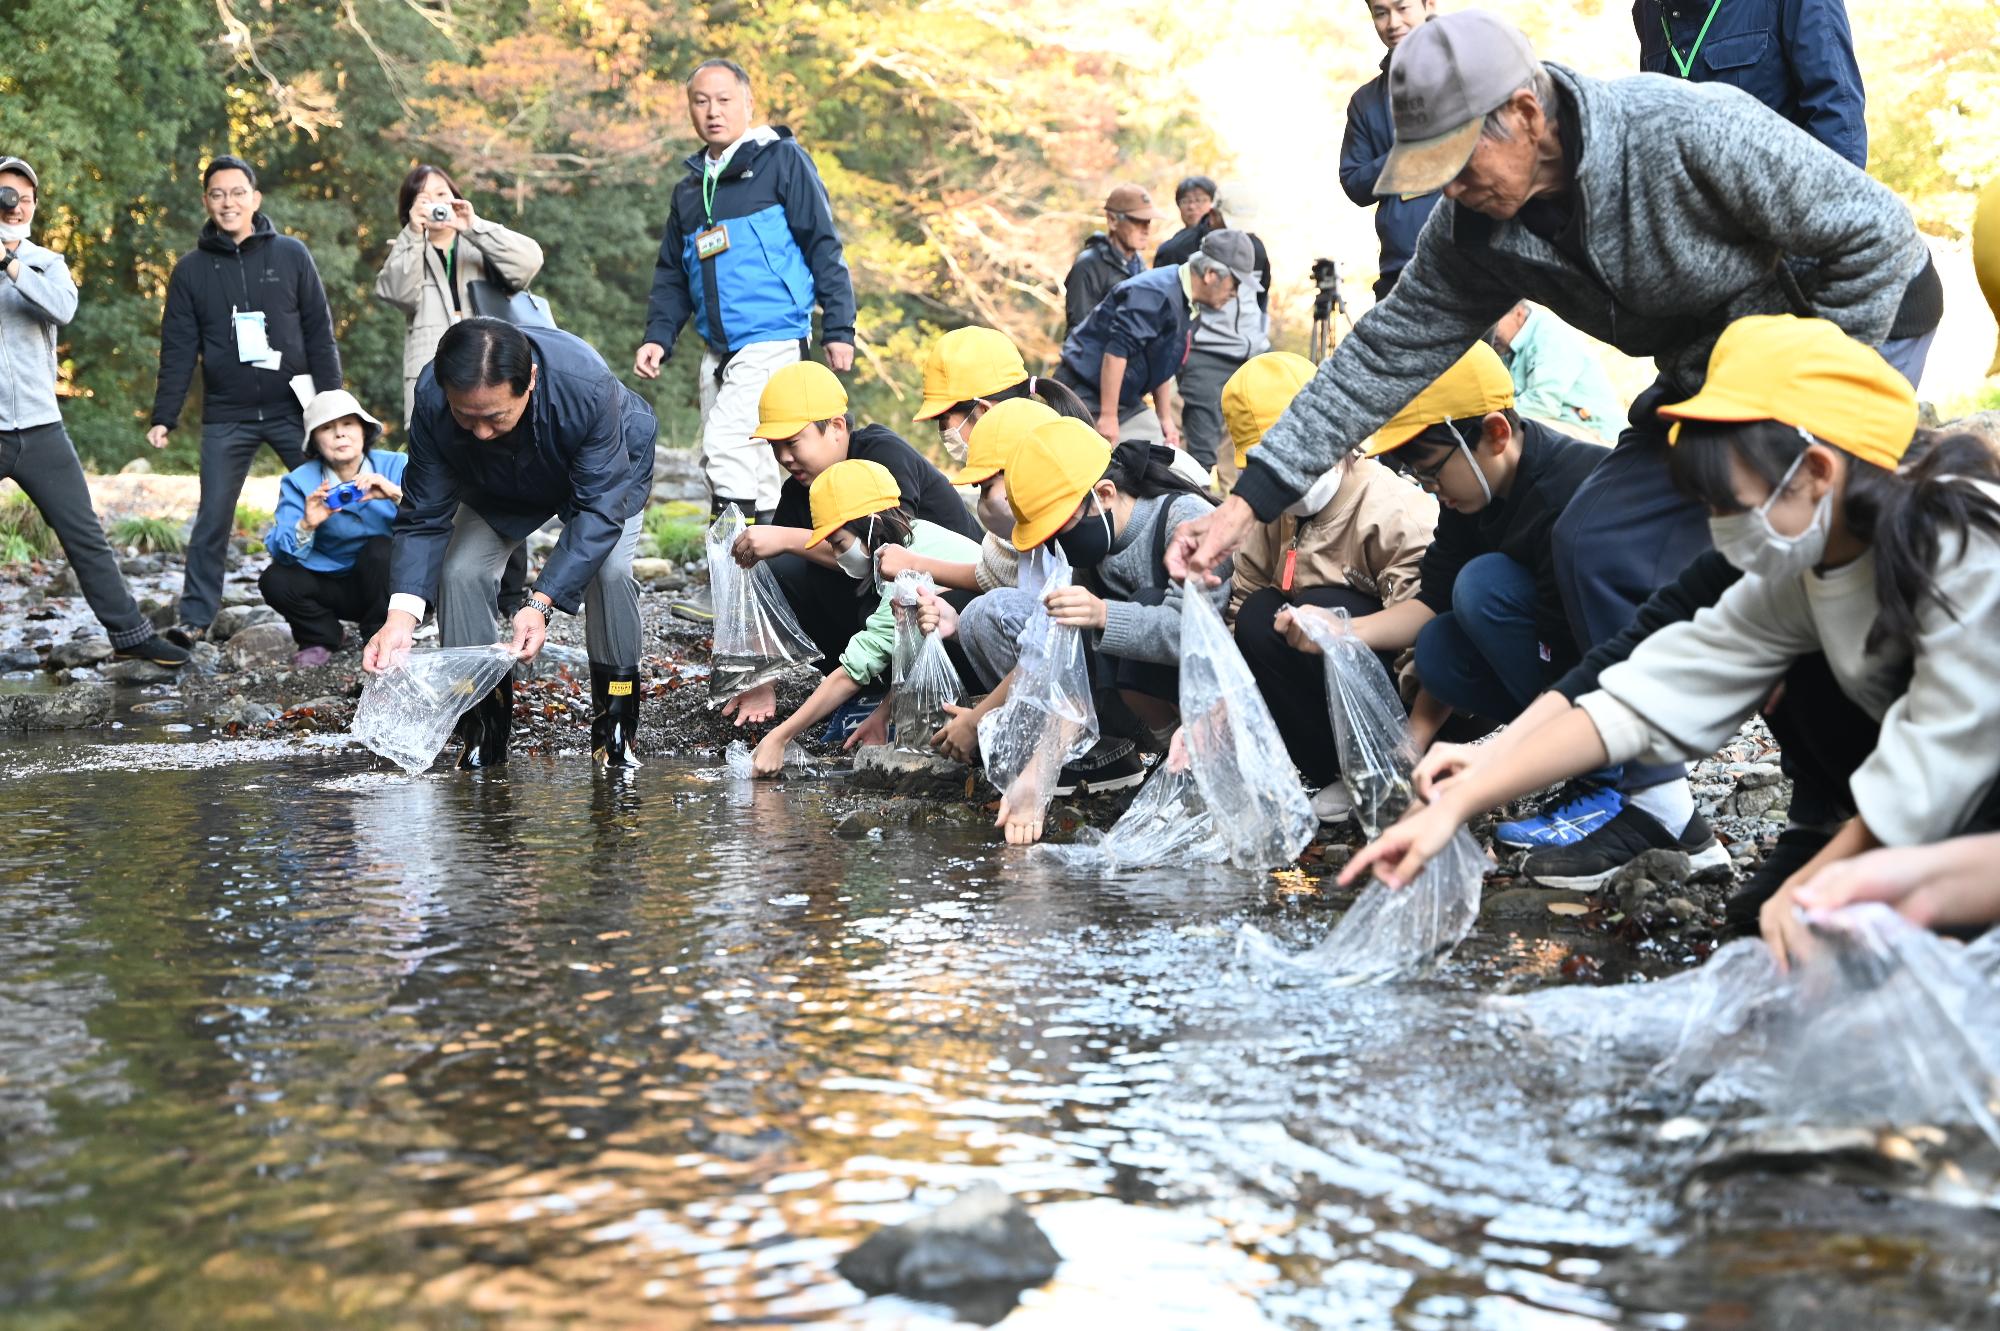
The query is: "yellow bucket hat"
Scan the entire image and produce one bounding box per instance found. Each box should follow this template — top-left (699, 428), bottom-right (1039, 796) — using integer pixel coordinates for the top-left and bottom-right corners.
top-left (1222, 352), bottom-right (1318, 470)
top-left (806, 458), bottom-right (903, 547)
top-left (1660, 315), bottom-right (1917, 471)
top-left (1363, 342), bottom-right (1516, 456)
top-left (952, 399), bottom-right (1058, 486)
top-left (1006, 418), bottom-right (1112, 551)
top-left (914, 327), bottom-right (1030, 421)
top-left (755, 361), bottom-right (849, 442)
top-left (1976, 175), bottom-right (2000, 378)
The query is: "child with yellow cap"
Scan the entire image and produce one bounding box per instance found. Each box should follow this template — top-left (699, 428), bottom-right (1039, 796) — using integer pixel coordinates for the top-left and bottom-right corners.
top-left (1344, 316), bottom-right (2000, 968)
top-left (909, 325), bottom-right (1093, 466)
top-left (1222, 352), bottom-right (1437, 823)
top-left (717, 360), bottom-right (981, 733)
top-left (747, 457), bottom-right (981, 774)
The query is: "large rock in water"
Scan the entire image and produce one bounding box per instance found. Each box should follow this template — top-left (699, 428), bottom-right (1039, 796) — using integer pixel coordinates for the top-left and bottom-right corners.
top-left (46, 637), bottom-right (113, 670)
top-left (210, 603), bottom-right (283, 642)
top-left (836, 1182), bottom-right (1060, 1299)
top-left (0, 683), bottom-right (114, 729)
top-left (223, 623), bottom-right (298, 671)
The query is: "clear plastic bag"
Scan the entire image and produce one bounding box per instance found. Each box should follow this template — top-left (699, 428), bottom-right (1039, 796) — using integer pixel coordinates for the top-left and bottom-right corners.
top-left (707, 504), bottom-right (819, 707)
top-left (1177, 580), bottom-right (1316, 869)
top-left (1496, 904), bottom-right (2000, 1147)
top-left (1036, 765), bottom-right (1227, 871)
top-left (888, 572), bottom-right (963, 750)
top-left (352, 644), bottom-right (519, 774)
top-left (724, 738), bottom-right (814, 779)
top-left (1296, 608), bottom-right (1417, 839)
top-left (977, 546), bottom-right (1098, 820)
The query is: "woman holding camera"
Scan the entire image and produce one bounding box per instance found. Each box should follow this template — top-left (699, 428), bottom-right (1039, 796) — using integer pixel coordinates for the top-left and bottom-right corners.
top-left (261, 391), bottom-right (406, 668)
top-left (374, 164), bottom-right (544, 425)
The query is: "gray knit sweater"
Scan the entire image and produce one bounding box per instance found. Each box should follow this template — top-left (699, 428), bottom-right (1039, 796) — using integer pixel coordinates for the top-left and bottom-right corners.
top-left (1096, 492), bottom-right (1233, 665)
top-left (1237, 64), bottom-right (1931, 519)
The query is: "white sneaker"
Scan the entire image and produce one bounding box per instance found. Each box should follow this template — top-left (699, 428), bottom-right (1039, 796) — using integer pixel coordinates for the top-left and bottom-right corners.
top-left (1311, 783), bottom-right (1354, 824)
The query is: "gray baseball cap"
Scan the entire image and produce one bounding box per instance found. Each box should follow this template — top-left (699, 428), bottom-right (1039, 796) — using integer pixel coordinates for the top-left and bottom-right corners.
top-left (0, 157), bottom-right (36, 191)
top-left (1375, 10), bottom-right (1542, 197)
top-left (1200, 228), bottom-right (1257, 286)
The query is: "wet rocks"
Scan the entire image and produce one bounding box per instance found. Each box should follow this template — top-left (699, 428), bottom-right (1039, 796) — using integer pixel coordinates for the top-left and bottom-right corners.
top-left (46, 637), bottom-right (113, 670)
top-left (100, 658), bottom-right (182, 685)
top-left (836, 1182), bottom-right (1060, 1300)
top-left (222, 624), bottom-right (297, 671)
top-left (630, 558), bottom-right (683, 586)
top-left (207, 695), bottom-right (283, 729)
top-left (0, 683), bottom-right (114, 729)
top-left (0, 648), bottom-right (43, 672)
top-left (209, 603), bottom-right (283, 642)
top-left (849, 744), bottom-right (972, 800)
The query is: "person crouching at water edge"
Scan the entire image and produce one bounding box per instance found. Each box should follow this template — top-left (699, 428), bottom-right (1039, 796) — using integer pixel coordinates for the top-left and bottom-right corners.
top-left (363, 318), bottom-right (657, 770)
top-left (746, 458), bottom-right (980, 776)
top-left (260, 390), bottom-right (405, 669)
top-left (1342, 315), bottom-right (2000, 970)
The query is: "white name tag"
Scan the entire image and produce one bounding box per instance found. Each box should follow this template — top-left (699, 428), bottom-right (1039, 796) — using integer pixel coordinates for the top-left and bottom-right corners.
top-left (232, 307), bottom-right (283, 369)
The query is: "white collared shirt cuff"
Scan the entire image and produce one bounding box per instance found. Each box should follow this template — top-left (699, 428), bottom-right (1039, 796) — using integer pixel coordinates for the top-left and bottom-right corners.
top-left (388, 593), bottom-right (428, 621)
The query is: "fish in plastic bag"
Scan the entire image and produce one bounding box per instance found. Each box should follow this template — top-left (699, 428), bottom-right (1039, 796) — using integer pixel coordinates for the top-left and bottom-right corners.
top-left (888, 571), bottom-right (963, 750)
top-left (1036, 765), bottom-right (1228, 871)
top-left (724, 738), bottom-right (815, 779)
top-left (1177, 580), bottom-right (1316, 869)
top-left (352, 644), bottom-right (519, 774)
top-left (1295, 608), bottom-right (1417, 839)
top-left (977, 546), bottom-right (1098, 820)
top-left (1494, 904), bottom-right (2000, 1148)
top-left (707, 504), bottom-right (820, 707)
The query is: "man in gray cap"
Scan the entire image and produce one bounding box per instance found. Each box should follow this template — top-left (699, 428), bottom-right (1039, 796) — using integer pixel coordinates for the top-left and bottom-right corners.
top-left (1169, 8), bottom-right (1940, 885)
top-left (1056, 228), bottom-right (1252, 448)
top-left (0, 155), bottom-right (189, 668)
top-left (1063, 183), bottom-right (1161, 333)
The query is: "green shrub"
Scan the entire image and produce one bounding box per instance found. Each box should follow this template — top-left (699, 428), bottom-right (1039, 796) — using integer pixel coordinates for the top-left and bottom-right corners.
top-left (110, 515), bottom-right (187, 554)
top-left (0, 489), bottom-right (59, 564)
top-left (234, 504), bottom-right (275, 537)
top-left (643, 501), bottom-right (710, 565)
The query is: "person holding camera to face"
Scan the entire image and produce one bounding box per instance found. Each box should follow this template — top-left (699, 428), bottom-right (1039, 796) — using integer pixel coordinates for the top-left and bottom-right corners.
top-left (259, 390), bottom-right (407, 669)
top-left (374, 164), bottom-right (544, 427)
top-left (0, 156), bottom-right (190, 668)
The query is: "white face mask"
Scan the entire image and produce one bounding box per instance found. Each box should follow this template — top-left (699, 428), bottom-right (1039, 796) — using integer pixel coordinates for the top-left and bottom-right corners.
top-left (1707, 449), bottom-right (1830, 580)
top-left (1285, 467), bottom-right (1344, 518)
top-left (977, 485), bottom-right (1014, 541)
top-left (0, 222), bottom-right (28, 243)
top-left (834, 519), bottom-right (877, 582)
top-left (939, 424), bottom-right (970, 465)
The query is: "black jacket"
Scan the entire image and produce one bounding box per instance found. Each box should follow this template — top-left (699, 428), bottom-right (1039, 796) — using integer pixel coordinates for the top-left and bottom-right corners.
top-left (1152, 214), bottom-right (1274, 313)
top-left (1340, 57), bottom-right (1445, 298)
top-left (771, 424), bottom-right (982, 543)
top-left (1413, 419), bottom-right (1604, 672)
top-left (151, 214), bottom-right (341, 429)
top-left (392, 327), bottom-right (657, 613)
top-left (1063, 233), bottom-right (1143, 333)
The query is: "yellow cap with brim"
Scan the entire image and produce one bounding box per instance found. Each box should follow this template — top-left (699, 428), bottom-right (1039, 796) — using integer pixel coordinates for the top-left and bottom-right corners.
top-left (1975, 175), bottom-right (2000, 377)
top-left (915, 327), bottom-right (1029, 421)
top-left (755, 360), bottom-right (849, 442)
top-left (1007, 418), bottom-right (1112, 551)
top-left (806, 458), bottom-right (903, 547)
top-left (1660, 314), bottom-right (1917, 471)
top-left (1363, 342), bottom-right (1516, 456)
top-left (952, 399), bottom-right (1058, 486)
top-left (1222, 352), bottom-right (1319, 470)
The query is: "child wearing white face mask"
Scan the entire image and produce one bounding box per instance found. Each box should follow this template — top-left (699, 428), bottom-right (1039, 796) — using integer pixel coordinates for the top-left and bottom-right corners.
top-left (1223, 354), bottom-right (1438, 822)
top-left (1343, 316), bottom-right (2000, 970)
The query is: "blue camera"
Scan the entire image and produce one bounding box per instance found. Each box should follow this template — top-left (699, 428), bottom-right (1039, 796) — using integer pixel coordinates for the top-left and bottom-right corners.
top-left (326, 481), bottom-right (367, 511)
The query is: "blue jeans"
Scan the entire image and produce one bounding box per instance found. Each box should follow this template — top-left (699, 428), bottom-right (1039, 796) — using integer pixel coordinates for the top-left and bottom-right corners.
top-left (1413, 552), bottom-right (1546, 724)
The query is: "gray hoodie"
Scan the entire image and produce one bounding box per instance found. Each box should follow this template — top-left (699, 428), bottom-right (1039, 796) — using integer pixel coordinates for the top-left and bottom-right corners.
top-left (0, 238), bottom-right (78, 430)
top-left (1236, 64), bottom-right (1932, 519)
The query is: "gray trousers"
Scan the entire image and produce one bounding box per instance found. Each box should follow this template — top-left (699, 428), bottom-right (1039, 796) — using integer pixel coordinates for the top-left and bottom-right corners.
top-left (0, 422), bottom-right (153, 649)
top-left (1175, 348), bottom-right (1245, 470)
top-left (438, 505), bottom-right (645, 671)
top-left (180, 417), bottom-right (304, 627)
top-left (957, 587), bottom-right (1040, 691)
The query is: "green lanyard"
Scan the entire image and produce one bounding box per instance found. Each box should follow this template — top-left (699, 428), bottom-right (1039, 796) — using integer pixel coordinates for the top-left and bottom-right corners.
top-left (701, 161), bottom-right (721, 225)
top-left (1660, 0), bottom-right (1727, 79)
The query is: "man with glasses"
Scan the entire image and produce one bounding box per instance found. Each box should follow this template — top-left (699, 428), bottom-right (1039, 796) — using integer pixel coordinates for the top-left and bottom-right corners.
top-left (148, 154), bottom-right (343, 645)
top-left (1062, 184), bottom-right (1160, 334)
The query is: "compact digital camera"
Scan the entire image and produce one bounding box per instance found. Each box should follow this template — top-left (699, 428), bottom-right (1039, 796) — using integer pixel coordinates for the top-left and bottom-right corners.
top-left (326, 481), bottom-right (368, 511)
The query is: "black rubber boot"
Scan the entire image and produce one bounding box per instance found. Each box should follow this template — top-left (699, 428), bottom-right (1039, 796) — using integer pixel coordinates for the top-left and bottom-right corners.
top-left (590, 664), bottom-right (643, 769)
top-left (456, 674), bottom-right (513, 770)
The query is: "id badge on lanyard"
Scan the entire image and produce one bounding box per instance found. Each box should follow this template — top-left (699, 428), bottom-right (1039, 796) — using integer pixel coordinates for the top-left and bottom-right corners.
top-left (695, 224), bottom-right (730, 261)
top-left (232, 306), bottom-right (283, 370)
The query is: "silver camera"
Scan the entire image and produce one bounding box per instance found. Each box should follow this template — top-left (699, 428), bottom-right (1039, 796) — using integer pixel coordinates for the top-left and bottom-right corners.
top-left (425, 201), bottom-right (452, 224)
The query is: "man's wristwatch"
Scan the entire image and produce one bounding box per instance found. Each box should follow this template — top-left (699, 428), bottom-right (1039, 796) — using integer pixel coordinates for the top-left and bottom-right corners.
top-left (522, 595), bottom-right (553, 624)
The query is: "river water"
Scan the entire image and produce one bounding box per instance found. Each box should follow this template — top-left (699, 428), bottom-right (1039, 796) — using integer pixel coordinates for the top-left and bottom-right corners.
top-left (1, 720), bottom-right (1996, 1330)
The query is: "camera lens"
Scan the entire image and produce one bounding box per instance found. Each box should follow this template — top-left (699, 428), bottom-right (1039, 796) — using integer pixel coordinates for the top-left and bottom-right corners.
top-left (0, 186), bottom-right (19, 212)
top-left (427, 202), bottom-right (452, 224)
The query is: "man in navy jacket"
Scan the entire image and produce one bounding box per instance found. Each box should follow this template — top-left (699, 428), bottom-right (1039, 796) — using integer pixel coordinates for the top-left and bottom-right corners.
top-left (1340, 0), bottom-right (1444, 300)
top-left (368, 320), bottom-right (657, 770)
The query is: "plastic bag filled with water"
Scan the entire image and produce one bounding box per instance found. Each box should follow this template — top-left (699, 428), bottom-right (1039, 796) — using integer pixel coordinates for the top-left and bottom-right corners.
top-left (724, 738), bottom-right (814, 779)
top-left (977, 546), bottom-right (1098, 821)
top-left (1495, 904), bottom-right (2000, 1147)
top-left (1177, 581), bottom-right (1315, 869)
top-left (1296, 608), bottom-right (1417, 839)
top-left (1036, 765), bottom-right (1227, 871)
top-left (888, 572), bottom-right (963, 750)
top-left (353, 644), bottom-right (519, 773)
top-left (707, 504), bottom-right (819, 707)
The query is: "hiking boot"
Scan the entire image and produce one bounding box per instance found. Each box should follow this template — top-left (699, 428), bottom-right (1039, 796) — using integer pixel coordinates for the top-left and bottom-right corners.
top-left (454, 674), bottom-right (513, 770)
top-left (590, 665), bottom-right (644, 770)
top-left (115, 634), bottom-right (191, 668)
top-left (1521, 807), bottom-right (1732, 892)
top-left (292, 644), bottom-right (333, 669)
top-left (670, 585), bottom-right (715, 625)
top-left (1311, 782), bottom-right (1355, 825)
top-left (164, 622), bottom-right (208, 649)
top-left (1053, 738), bottom-right (1146, 797)
top-left (1495, 780), bottom-right (1624, 850)
top-left (1722, 824), bottom-right (1836, 938)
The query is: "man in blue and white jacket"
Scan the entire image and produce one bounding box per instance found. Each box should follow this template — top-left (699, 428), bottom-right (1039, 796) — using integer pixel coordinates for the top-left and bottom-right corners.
top-left (635, 57), bottom-right (856, 623)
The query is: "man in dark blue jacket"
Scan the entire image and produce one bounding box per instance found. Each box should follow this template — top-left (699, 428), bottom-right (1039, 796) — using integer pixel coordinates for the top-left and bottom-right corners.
top-left (147, 155), bottom-right (342, 643)
top-left (1637, 0), bottom-right (1866, 167)
top-left (1341, 0), bottom-right (1444, 300)
top-left (1057, 230), bottom-right (1254, 448)
top-left (635, 58), bottom-right (855, 612)
top-left (367, 320), bottom-right (658, 770)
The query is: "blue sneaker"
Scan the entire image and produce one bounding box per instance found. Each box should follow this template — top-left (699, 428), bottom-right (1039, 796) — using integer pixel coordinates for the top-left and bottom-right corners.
top-left (1495, 782), bottom-right (1624, 850)
top-left (819, 689), bottom-right (888, 745)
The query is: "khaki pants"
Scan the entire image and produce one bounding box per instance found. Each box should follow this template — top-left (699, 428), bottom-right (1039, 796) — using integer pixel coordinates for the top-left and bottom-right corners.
top-left (698, 340), bottom-right (798, 511)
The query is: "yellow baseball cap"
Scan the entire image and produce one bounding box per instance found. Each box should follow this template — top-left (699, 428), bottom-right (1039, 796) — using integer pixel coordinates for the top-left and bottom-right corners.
top-left (755, 361), bottom-right (849, 442)
top-left (1222, 352), bottom-right (1318, 470)
top-left (914, 327), bottom-right (1030, 421)
top-left (1363, 342), bottom-right (1516, 456)
top-left (952, 399), bottom-right (1058, 486)
top-left (1006, 418), bottom-right (1112, 551)
top-left (1660, 315), bottom-right (1917, 470)
top-left (1975, 175), bottom-right (2000, 377)
top-left (806, 458), bottom-right (903, 547)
